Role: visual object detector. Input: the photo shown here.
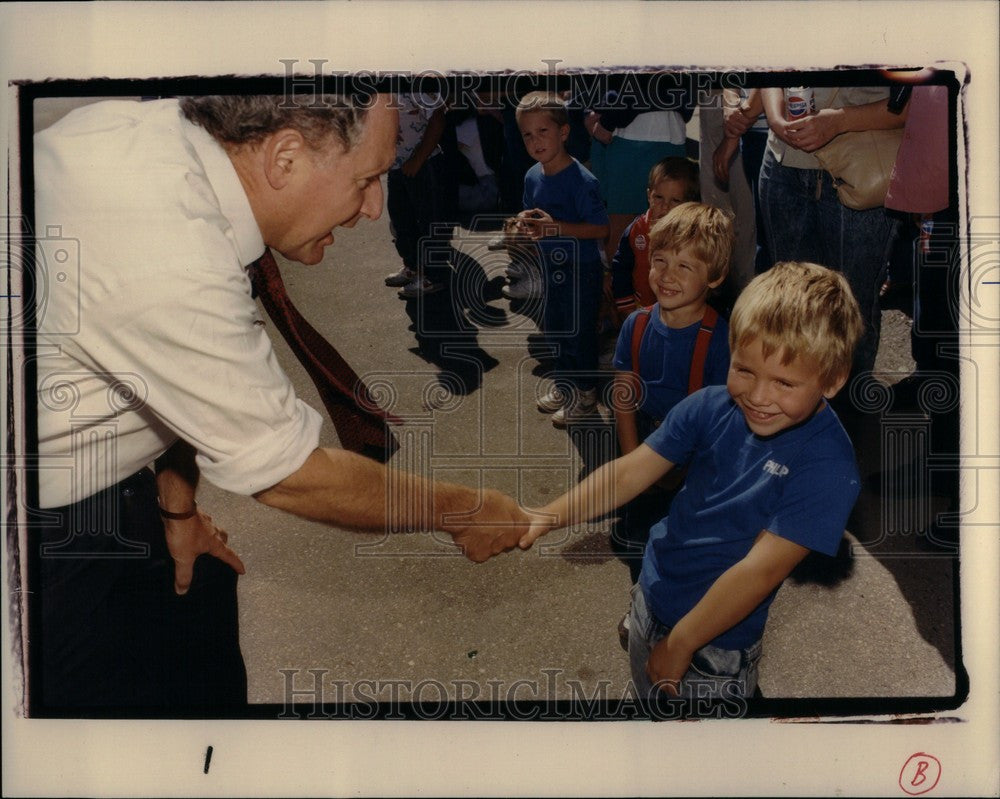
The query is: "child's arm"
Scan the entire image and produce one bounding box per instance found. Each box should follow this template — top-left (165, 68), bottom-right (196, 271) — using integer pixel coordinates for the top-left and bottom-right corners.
top-left (645, 529), bottom-right (809, 694)
top-left (519, 444), bottom-right (674, 549)
top-left (401, 106), bottom-right (446, 177)
top-left (610, 227), bottom-right (637, 318)
top-left (518, 209), bottom-right (609, 242)
top-left (613, 370), bottom-right (643, 455)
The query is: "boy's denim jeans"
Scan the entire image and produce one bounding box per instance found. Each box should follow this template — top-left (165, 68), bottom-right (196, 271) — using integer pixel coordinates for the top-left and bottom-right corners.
top-left (542, 258), bottom-right (603, 391)
top-left (628, 583), bottom-right (761, 706)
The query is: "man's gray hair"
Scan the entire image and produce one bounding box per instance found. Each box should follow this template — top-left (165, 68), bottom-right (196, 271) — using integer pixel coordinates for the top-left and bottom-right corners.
top-left (179, 95), bottom-right (370, 151)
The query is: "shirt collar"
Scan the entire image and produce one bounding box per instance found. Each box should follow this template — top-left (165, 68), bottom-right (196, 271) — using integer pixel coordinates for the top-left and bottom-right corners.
top-left (180, 113), bottom-right (265, 267)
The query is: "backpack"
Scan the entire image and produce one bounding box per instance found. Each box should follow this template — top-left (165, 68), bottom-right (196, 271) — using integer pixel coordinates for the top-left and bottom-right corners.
top-left (630, 304), bottom-right (720, 395)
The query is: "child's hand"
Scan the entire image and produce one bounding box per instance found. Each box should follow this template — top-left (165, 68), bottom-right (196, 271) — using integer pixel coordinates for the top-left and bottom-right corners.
top-left (517, 511), bottom-right (555, 550)
top-left (517, 209), bottom-right (555, 240)
top-left (646, 633), bottom-right (693, 697)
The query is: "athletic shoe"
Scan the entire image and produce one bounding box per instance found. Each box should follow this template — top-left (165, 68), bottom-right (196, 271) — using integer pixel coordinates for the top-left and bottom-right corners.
top-left (384, 266), bottom-right (417, 287)
top-left (398, 276), bottom-right (445, 299)
top-left (551, 388), bottom-right (598, 428)
top-left (536, 386), bottom-right (567, 413)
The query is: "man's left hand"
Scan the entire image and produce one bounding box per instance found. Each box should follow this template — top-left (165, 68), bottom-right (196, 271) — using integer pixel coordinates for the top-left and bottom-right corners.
top-left (164, 509), bottom-right (247, 594)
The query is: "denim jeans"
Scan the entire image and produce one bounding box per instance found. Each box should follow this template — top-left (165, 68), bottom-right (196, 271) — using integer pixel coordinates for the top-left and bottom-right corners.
top-left (542, 257), bottom-right (603, 391)
top-left (628, 583), bottom-right (761, 705)
top-left (758, 148), bottom-right (895, 374)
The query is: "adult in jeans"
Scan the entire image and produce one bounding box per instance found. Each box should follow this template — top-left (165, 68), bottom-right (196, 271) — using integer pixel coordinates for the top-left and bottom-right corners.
top-left (758, 86), bottom-right (908, 378)
top-left (31, 94), bottom-right (528, 713)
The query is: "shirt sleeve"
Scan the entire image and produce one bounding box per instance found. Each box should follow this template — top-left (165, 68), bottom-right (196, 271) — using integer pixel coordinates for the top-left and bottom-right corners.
top-left (86, 253), bottom-right (322, 496)
top-left (574, 172), bottom-right (610, 227)
top-left (611, 311), bottom-right (639, 372)
top-left (643, 388), bottom-right (708, 465)
top-left (702, 320), bottom-right (731, 387)
top-left (611, 222), bottom-right (636, 306)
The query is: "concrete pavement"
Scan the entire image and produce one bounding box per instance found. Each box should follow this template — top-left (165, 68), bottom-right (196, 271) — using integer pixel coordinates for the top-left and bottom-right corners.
top-left (195, 195), bottom-right (960, 714)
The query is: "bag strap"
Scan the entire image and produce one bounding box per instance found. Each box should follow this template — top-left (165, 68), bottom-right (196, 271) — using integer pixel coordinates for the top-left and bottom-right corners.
top-left (630, 305), bottom-right (654, 376)
top-left (687, 305), bottom-right (719, 395)
top-left (630, 304), bottom-right (719, 396)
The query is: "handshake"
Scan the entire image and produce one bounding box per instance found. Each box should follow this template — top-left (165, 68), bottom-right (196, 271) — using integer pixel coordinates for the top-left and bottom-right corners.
top-left (439, 487), bottom-right (554, 563)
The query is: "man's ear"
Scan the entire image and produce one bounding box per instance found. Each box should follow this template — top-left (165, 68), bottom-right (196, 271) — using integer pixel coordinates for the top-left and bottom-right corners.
top-left (262, 128), bottom-right (307, 190)
top-left (823, 371), bottom-right (850, 400)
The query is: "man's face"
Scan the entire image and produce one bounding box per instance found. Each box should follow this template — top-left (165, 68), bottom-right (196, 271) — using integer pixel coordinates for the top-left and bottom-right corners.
top-left (727, 338), bottom-right (843, 437)
top-left (272, 98), bottom-right (398, 265)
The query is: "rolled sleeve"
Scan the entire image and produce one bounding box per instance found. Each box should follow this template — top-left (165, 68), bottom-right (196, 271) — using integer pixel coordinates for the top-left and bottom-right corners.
top-left (90, 252), bottom-right (323, 496)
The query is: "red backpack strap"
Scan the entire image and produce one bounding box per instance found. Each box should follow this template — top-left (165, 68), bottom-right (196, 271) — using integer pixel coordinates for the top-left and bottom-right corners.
top-left (687, 305), bottom-right (720, 395)
top-left (630, 305), bottom-right (655, 376)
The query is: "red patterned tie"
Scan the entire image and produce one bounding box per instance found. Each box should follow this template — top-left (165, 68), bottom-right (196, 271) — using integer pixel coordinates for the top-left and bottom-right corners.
top-left (248, 249), bottom-right (401, 462)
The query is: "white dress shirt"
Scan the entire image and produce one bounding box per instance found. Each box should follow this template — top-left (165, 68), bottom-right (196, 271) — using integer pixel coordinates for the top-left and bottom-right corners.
top-left (33, 99), bottom-right (322, 508)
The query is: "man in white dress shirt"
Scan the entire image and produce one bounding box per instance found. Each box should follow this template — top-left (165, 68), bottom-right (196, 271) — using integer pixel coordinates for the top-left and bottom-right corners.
top-left (31, 93), bottom-right (527, 712)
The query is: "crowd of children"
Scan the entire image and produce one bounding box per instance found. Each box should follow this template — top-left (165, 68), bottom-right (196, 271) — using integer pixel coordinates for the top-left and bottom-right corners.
top-left (379, 87), bottom-right (887, 708)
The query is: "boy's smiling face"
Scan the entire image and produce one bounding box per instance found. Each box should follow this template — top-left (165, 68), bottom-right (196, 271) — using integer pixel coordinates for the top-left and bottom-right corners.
top-left (727, 338), bottom-right (847, 436)
top-left (648, 243), bottom-right (724, 328)
top-left (518, 111), bottom-right (571, 174)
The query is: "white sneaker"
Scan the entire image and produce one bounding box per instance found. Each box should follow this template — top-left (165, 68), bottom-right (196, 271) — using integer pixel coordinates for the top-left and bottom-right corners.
top-left (502, 275), bottom-right (542, 301)
top-left (385, 266), bottom-right (417, 287)
top-left (551, 388), bottom-right (598, 428)
top-left (536, 386), bottom-right (567, 413)
top-left (398, 277), bottom-right (445, 299)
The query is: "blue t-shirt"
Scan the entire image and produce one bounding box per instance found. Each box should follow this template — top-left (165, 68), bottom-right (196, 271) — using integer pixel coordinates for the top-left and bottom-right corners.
top-left (639, 385), bottom-right (860, 649)
top-left (612, 308), bottom-right (730, 422)
top-left (522, 158), bottom-right (607, 269)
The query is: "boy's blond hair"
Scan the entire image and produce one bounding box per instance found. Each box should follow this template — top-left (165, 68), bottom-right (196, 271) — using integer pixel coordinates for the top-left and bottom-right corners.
top-left (515, 91), bottom-right (569, 127)
top-left (648, 202), bottom-right (733, 284)
top-left (729, 261), bottom-right (863, 389)
top-left (647, 156), bottom-right (700, 197)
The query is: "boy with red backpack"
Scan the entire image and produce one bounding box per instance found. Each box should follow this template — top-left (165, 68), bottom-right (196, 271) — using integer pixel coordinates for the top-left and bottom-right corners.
top-left (608, 203), bottom-right (735, 637)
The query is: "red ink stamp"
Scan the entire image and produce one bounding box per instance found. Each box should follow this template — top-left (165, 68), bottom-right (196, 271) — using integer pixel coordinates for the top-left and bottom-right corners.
top-left (899, 752), bottom-right (942, 795)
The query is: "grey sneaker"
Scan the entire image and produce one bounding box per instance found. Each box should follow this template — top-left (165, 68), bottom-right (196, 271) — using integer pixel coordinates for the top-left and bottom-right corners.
top-left (536, 386), bottom-right (567, 413)
top-left (385, 266), bottom-right (417, 287)
top-left (551, 388), bottom-right (598, 428)
top-left (398, 276), bottom-right (445, 299)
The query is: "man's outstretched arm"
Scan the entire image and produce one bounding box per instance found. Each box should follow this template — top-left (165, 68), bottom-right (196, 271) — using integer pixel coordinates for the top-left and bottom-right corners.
top-left (254, 447), bottom-right (529, 562)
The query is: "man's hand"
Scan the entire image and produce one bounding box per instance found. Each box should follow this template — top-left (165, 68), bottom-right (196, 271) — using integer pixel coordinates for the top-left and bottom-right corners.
top-left (712, 136), bottom-right (740, 187)
top-left (783, 108), bottom-right (844, 152)
top-left (164, 509), bottom-right (246, 594)
top-left (441, 489), bottom-right (530, 563)
top-left (646, 632), bottom-right (694, 697)
top-left (722, 104), bottom-right (755, 139)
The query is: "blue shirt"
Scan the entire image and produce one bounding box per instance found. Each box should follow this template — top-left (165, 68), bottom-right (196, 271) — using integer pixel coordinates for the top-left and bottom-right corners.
top-left (522, 159), bottom-right (607, 269)
top-left (612, 308), bottom-right (730, 422)
top-left (639, 385), bottom-right (860, 649)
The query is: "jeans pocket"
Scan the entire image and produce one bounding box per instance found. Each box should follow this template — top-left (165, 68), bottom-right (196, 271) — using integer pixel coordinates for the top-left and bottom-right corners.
top-left (687, 643), bottom-right (743, 681)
